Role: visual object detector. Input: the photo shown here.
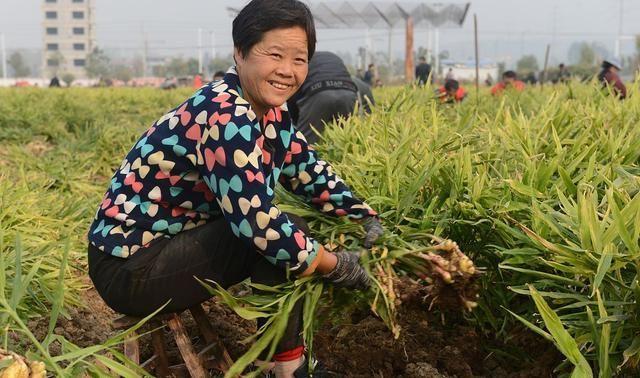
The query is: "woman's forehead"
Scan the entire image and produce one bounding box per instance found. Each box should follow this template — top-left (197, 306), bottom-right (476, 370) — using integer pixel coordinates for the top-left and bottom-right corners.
top-left (260, 27), bottom-right (307, 47)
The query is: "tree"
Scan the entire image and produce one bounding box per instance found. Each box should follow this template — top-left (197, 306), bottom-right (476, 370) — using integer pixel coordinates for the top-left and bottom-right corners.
top-left (131, 56), bottom-right (145, 77)
top-left (516, 54), bottom-right (539, 73)
top-left (578, 43), bottom-right (596, 67)
top-left (112, 64), bottom-right (133, 83)
top-left (85, 47), bottom-right (110, 78)
top-left (61, 72), bottom-right (75, 87)
top-left (8, 52), bottom-right (31, 77)
top-left (207, 55), bottom-right (234, 75)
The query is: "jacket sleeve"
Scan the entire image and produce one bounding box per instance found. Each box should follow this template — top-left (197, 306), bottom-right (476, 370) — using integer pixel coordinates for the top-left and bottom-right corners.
top-left (279, 125), bottom-right (377, 219)
top-left (195, 99), bottom-right (320, 275)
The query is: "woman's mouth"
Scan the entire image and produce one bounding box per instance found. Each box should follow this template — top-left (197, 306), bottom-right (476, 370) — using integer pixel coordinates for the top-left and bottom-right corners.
top-left (268, 80), bottom-right (292, 90)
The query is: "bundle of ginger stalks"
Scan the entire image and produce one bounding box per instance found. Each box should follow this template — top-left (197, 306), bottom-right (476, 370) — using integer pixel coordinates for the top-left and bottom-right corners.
top-left (363, 234), bottom-right (481, 338)
top-left (203, 224), bottom-right (481, 377)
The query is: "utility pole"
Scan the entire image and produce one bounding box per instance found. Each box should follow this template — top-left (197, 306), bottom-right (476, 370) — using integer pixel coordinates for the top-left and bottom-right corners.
top-left (387, 28), bottom-right (393, 70)
top-left (615, 0), bottom-right (623, 59)
top-left (210, 31), bottom-right (216, 60)
top-left (1, 33), bottom-right (7, 80)
top-left (142, 32), bottom-right (148, 78)
top-left (473, 15), bottom-right (479, 96)
top-left (405, 16), bottom-right (414, 83)
top-left (198, 27), bottom-right (203, 74)
top-left (427, 27), bottom-right (433, 64)
top-left (365, 28), bottom-right (372, 66)
top-left (434, 28), bottom-right (440, 82)
top-left (541, 44), bottom-right (550, 88)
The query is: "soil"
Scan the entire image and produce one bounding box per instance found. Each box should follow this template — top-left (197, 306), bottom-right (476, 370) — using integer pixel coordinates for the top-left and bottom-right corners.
top-left (13, 275), bottom-right (562, 378)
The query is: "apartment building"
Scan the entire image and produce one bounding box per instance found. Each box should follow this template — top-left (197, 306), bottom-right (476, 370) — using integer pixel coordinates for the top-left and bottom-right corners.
top-left (42, 0), bottom-right (95, 79)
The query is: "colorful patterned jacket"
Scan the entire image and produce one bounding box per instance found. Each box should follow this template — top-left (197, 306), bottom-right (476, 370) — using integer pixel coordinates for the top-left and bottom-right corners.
top-left (88, 67), bottom-right (377, 275)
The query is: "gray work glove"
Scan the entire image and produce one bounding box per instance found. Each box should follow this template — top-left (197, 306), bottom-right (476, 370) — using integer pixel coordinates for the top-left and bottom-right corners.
top-left (322, 251), bottom-right (371, 290)
top-left (362, 217), bottom-right (384, 248)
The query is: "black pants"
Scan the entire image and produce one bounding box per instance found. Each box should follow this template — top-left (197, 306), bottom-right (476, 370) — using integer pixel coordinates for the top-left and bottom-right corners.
top-left (88, 213), bottom-right (309, 354)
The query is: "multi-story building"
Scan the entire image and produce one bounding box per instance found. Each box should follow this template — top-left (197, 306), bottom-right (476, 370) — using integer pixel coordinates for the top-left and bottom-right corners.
top-left (42, 0), bottom-right (95, 79)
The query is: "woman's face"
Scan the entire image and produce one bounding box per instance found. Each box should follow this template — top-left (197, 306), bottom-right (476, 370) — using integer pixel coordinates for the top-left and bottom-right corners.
top-left (234, 26), bottom-right (309, 118)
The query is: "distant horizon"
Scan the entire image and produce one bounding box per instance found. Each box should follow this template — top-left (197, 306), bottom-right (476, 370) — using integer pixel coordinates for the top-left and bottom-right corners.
top-left (1, 0), bottom-right (638, 72)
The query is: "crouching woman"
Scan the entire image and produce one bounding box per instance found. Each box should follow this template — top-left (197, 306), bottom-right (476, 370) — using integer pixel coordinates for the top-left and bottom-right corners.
top-left (86, 0), bottom-right (383, 376)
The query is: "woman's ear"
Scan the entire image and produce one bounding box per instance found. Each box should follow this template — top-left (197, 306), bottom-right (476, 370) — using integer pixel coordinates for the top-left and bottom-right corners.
top-left (233, 48), bottom-right (242, 67)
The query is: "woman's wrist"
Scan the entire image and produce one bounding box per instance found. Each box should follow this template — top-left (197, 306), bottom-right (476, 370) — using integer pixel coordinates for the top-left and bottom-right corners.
top-left (299, 245), bottom-right (337, 277)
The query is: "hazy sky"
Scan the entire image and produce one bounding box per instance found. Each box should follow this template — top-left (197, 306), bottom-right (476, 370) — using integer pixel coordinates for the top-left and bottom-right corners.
top-left (1, 0), bottom-right (637, 67)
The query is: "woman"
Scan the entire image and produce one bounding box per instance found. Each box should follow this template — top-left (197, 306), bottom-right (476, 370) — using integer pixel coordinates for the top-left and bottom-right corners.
top-left (598, 59), bottom-right (626, 99)
top-left (87, 0), bottom-right (383, 376)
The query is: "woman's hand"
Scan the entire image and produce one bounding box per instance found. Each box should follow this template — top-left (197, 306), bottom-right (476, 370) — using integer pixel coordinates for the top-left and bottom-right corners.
top-left (362, 217), bottom-right (384, 248)
top-left (321, 251), bottom-right (371, 290)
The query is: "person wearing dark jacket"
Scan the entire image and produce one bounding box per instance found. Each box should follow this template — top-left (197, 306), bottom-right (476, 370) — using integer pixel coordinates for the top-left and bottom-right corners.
top-left (352, 75), bottom-right (375, 114)
top-left (415, 56), bottom-right (432, 86)
top-left (598, 59), bottom-right (626, 99)
top-left (287, 51), bottom-right (365, 144)
top-left (49, 76), bottom-right (61, 88)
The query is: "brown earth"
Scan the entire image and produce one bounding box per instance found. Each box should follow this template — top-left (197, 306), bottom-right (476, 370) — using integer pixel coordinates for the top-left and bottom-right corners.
top-left (16, 276), bottom-right (561, 378)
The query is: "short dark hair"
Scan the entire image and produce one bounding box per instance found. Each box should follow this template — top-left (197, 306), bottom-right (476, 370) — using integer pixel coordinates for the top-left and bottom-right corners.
top-left (368, 63), bottom-right (375, 68)
top-left (503, 70), bottom-right (517, 79)
top-left (444, 79), bottom-right (459, 91)
top-left (419, 56), bottom-right (426, 61)
top-left (232, 0), bottom-right (316, 60)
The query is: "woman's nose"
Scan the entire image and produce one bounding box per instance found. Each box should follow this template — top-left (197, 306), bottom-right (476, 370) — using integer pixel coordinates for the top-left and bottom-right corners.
top-left (275, 59), bottom-right (294, 77)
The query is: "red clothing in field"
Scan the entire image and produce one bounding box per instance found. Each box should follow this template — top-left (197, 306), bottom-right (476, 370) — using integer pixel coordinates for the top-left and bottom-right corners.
top-left (491, 80), bottom-right (525, 95)
top-left (601, 71), bottom-right (627, 99)
top-left (193, 74), bottom-right (203, 88)
top-left (438, 86), bottom-right (467, 103)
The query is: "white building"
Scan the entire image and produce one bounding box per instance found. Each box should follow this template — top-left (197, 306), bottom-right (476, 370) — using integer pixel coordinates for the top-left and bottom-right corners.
top-left (41, 0), bottom-right (95, 79)
top-left (441, 59), bottom-right (499, 83)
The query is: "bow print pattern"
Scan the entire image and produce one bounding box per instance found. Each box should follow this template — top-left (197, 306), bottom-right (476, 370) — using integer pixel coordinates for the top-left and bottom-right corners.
top-left (88, 67), bottom-right (376, 272)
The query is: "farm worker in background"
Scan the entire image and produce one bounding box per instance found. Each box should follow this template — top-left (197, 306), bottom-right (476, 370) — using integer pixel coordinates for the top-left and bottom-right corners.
top-left (363, 63), bottom-right (375, 85)
top-left (213, 70), bottom-right (226, 81)
top-left (436, 79), bottom-right (467, 103)
top-left (555, 63), bottom-right (570, 83)
top-left (287, 51), bottom-right (372, 144)
top-left (49, 76), bottom-right (61, 88)
top-left (491, 70), bottom-right (526, 95)
top-left (415, 56), bottom-right (432, 86)
top-left (86, 0), bottom-right (383, 376)
top-left (192, 72), bottom-right (203, 88)
top-left (484, 73), bottom-right (493, 86)
top-left (598, 59), bottom-right (626, 99)
top-left (445, 68), bottom-right (455, 81)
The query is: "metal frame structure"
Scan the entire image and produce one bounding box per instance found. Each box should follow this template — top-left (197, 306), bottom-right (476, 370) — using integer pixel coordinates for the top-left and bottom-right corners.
top-left (227, 2), bottom-right (470, 81)
top-left (310, 2), bottom-right (469, 29)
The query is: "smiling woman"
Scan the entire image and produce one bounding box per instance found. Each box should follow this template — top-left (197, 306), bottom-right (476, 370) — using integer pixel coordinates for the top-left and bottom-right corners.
top-left (86, 0), bottom-right (382, 377)
top-left (234, 26), bottom-right (310, 119)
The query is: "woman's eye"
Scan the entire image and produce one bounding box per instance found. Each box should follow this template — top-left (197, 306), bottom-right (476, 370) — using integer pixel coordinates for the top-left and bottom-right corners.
top-left (271, 53), bottom-right (282, 59)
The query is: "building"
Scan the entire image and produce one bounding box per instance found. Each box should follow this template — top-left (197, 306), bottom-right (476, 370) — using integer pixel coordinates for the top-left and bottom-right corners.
top-left (440, 59), bottom-right (499, 84)
top-left (42, 0), bottom-right (95, 79)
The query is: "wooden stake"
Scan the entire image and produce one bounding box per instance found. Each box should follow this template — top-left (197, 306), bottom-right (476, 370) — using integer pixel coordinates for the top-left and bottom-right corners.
top-left (474, 14), bottom-right (480, 98)
top-left (405, 16), bottom-right (414, 83)
top-left (166, 313), bottom-right (207, 377)
top-left (150, 324), bottom-right (170, 377)
top-left (189, 305), bottom-right (233, 372)
top-left (541, 44), bottom-right (551, 88)
top-left (123, 331), bottom-right (140, 365)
